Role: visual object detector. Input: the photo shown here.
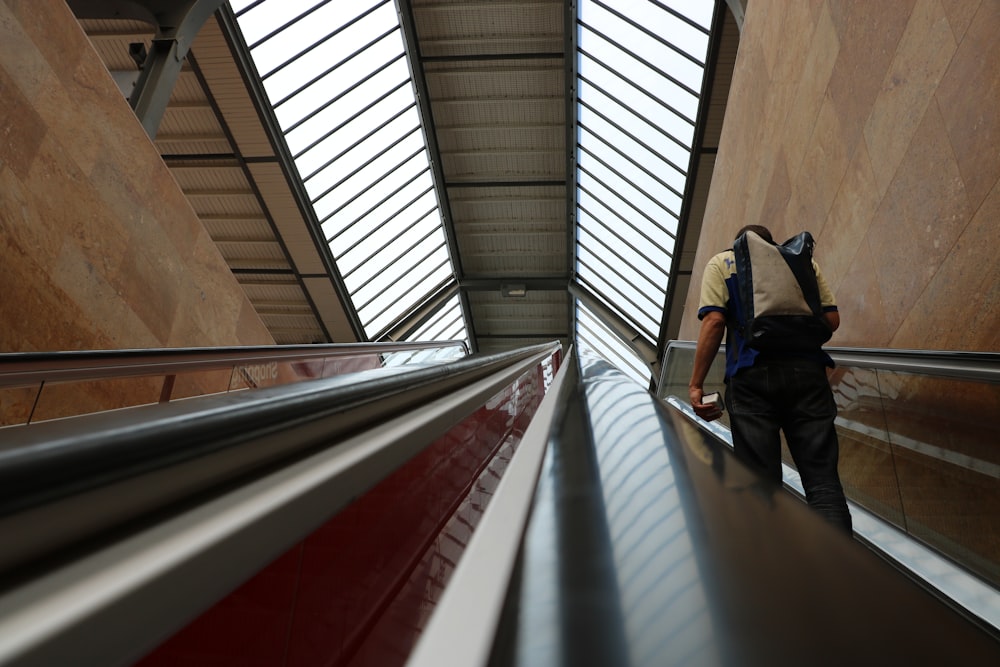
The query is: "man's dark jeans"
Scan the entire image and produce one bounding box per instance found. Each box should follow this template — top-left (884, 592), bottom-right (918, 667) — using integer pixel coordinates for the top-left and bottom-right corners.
top-left (725, 357), bottom-right (853, 534)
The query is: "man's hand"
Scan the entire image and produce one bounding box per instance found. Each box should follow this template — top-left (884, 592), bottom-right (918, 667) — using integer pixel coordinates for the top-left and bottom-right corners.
top-left (689, 311), bottom-right (726, 422)
top-left (689, 386), bottom-right (724, 421)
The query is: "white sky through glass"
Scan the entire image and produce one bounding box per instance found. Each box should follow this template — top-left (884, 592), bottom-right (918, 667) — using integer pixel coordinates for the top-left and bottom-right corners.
top-left (230, 0), bottom-right (714, 374)
top-left (231, 0), bottom-right (468, 345)
top-left (575, 0), bottom-right (713, 385)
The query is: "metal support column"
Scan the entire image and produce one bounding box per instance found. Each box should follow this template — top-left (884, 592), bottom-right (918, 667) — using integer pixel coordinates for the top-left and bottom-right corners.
top-left (125, 0), bottom-right (226, 139)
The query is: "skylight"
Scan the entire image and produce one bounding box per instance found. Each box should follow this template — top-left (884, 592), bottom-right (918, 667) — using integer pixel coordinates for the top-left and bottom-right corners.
top-left (228, 0), bottom-right (716, 373)
top-left (573, 0), bottom-right (714, 384)
top-left (230, 0), bottom-right (468, 345)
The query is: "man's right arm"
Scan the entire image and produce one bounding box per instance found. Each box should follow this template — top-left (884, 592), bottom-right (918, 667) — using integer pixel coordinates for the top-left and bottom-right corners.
top-left (814, 260), bottom-right (840, 333)
top-left (689, 310), bottom-right (726, 421)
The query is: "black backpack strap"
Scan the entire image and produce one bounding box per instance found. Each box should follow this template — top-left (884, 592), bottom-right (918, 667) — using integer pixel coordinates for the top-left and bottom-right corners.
top-left (732, 231), bottom-right (756, 334)
top-left (777, 232), bottom-right (823, 316)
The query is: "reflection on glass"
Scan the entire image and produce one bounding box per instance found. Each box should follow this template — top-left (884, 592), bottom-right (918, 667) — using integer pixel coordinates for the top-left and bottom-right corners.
top-left (828, 366), bottom-right (903, 527)
top-left (400, 293), bottom-right (468, 347)
top-left (660, 344), bottom-right (1000, 589)
top-left (832, 368), bottom-right (1000, 586)
top-left (576, 302), bottom-right (650, 386)
top-left (1, 345), bottom-right (469, 426)
top-left (382, 337), bottom-right (467, 367)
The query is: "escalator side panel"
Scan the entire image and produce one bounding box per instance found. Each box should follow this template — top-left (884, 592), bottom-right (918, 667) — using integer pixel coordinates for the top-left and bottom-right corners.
top-left (135, 359), bottom-right (551, 667)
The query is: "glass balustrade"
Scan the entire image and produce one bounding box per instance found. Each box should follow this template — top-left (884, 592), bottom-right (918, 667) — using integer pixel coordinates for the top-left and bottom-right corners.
top-left (0, 343), bottom-right (467, 426)
top-left (659, 342), bottom-right (1000, 589)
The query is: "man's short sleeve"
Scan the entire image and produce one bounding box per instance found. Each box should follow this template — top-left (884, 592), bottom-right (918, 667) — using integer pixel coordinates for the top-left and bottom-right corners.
top-left (812, 260), bottom-right (838, 311)
top-left (698, 253), bottom-right (730, 319)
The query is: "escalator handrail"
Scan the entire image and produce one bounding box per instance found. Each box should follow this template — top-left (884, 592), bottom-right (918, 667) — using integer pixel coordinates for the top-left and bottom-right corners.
top-left (663, 340), bottom-right (1000, 383)
top-left (0, 342), bottom-right (560, 577)
top-left (410, 352), bottom-right (1000, 667)
top-left (0, 341), bottom-right (469, 388)
top-left (0, 343), bottom-right (559, 667)
top-left (407, 345), bottom-right (575, 667)
top-left (667, 396), bottom-right (1000, 636)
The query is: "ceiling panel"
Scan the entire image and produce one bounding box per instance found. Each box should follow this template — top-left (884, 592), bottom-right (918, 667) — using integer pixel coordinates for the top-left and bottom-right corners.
top-left (412, 0), bottom-right (569, 353)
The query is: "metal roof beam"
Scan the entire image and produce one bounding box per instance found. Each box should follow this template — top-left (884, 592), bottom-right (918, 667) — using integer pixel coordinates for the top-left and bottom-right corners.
top-left (378, 281), bottom-right (459, 342)
top-left (132, 0), bottom-right (226, 139)
top-left (460, 278), bottom-right (568, 292)
top-left (397, 0), bottom-right (477, 350)
top-left (655, 0), bottom-right (730, 363)
top-left (565, 0), bottom-right (580, 343)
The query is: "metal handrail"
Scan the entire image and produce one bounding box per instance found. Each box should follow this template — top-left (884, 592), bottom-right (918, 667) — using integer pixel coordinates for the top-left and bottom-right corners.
top-left (411, 351), bottom-right (1000, 666)
top-left (662, 340), bottom-right (1000, 384)
top-left (0, 343), bottom-right (558, 575)
top-left (0, 341), bottom-right (469, 388)
top-left (407, 345), bottom-right (575, 667)
top-left (0, 342), bottom-right (560, 667)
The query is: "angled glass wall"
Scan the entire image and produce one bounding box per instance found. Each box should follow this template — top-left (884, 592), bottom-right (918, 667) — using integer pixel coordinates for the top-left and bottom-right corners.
top-left (573, 0), bottom-right (714, 384)
top-left (404, 293), bottom-right (467, 344)
top-left (230, 0), bottom-right (468, 346)
top-left (577, 303), bottom-right (650, 385)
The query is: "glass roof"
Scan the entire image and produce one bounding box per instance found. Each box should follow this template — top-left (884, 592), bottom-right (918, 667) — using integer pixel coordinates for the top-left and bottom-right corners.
top-left (573, 0), bottom-right (714, 385)
top-left (230, 0), bottom-right (467, 345)
top-left (229, 0), bottom-right (715, 382)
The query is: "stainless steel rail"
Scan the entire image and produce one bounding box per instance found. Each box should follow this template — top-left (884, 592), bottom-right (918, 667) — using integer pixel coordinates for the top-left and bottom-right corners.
top-left (410, 351), bottom-right (1000, 666)
top-left (407, 346), bottom-right (575, 667)
top-left (0, 343), bottom-right (558, 587)
top-left (661, 340), bottom-right (1000, 385)
top-left (0, 342), bottom-right (558, 667)
top-left (0, 341), bottom-right (468, 388)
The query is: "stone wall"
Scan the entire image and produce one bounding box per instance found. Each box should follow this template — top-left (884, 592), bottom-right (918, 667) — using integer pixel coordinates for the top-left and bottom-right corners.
top-left (679, 0), bottom-right (999, 353)
top-left (0, 0), bottom-right (273, 353)
top-left (676, 0), bottom-right (1000, 580)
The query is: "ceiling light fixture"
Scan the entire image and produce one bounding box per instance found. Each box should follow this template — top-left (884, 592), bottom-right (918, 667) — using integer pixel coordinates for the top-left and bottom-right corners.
top-left (501, 284), bottom-right (527, 298)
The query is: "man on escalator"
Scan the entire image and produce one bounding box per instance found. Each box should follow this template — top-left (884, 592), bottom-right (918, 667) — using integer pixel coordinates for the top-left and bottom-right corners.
top-left (687, 225), bottom-right (853, 535)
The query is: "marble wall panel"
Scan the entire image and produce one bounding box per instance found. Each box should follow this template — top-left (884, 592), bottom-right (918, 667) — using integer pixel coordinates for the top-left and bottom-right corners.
top-left (849, 241), bottom-right (897, 346)
top-left (825, 0), bottom-right (915, 160)
top-left (787, 94), bottom-right (850, 237)
top-left (892, 180), bottom-right (1000, 351)
top-left (759, 147), bottom-right (791, 227)
top-left (863, 0), bottom-right (956, 198)
top-left (939, 0), bottom-right (982, 42)
top-left (866, 100), bottom-right (972, 336)
top-left (935, 0), bottom-right (1000, 211)
top-left (779, 2), bottom-right (840, 179)
top-left (0, 65), bottom-right (46, 181)
top-left (680, 0), bottom-right (999, 354)
top-left (0, 0), bottom-right (273, 351)
top-left (820, 141), bottom-right (879, 293)
top-left (0, 0), bottom-right (274, 420)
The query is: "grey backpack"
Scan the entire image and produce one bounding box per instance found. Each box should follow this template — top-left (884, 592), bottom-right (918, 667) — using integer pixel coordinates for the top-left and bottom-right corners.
top-left (732, 230), bottom-right (832, 352)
